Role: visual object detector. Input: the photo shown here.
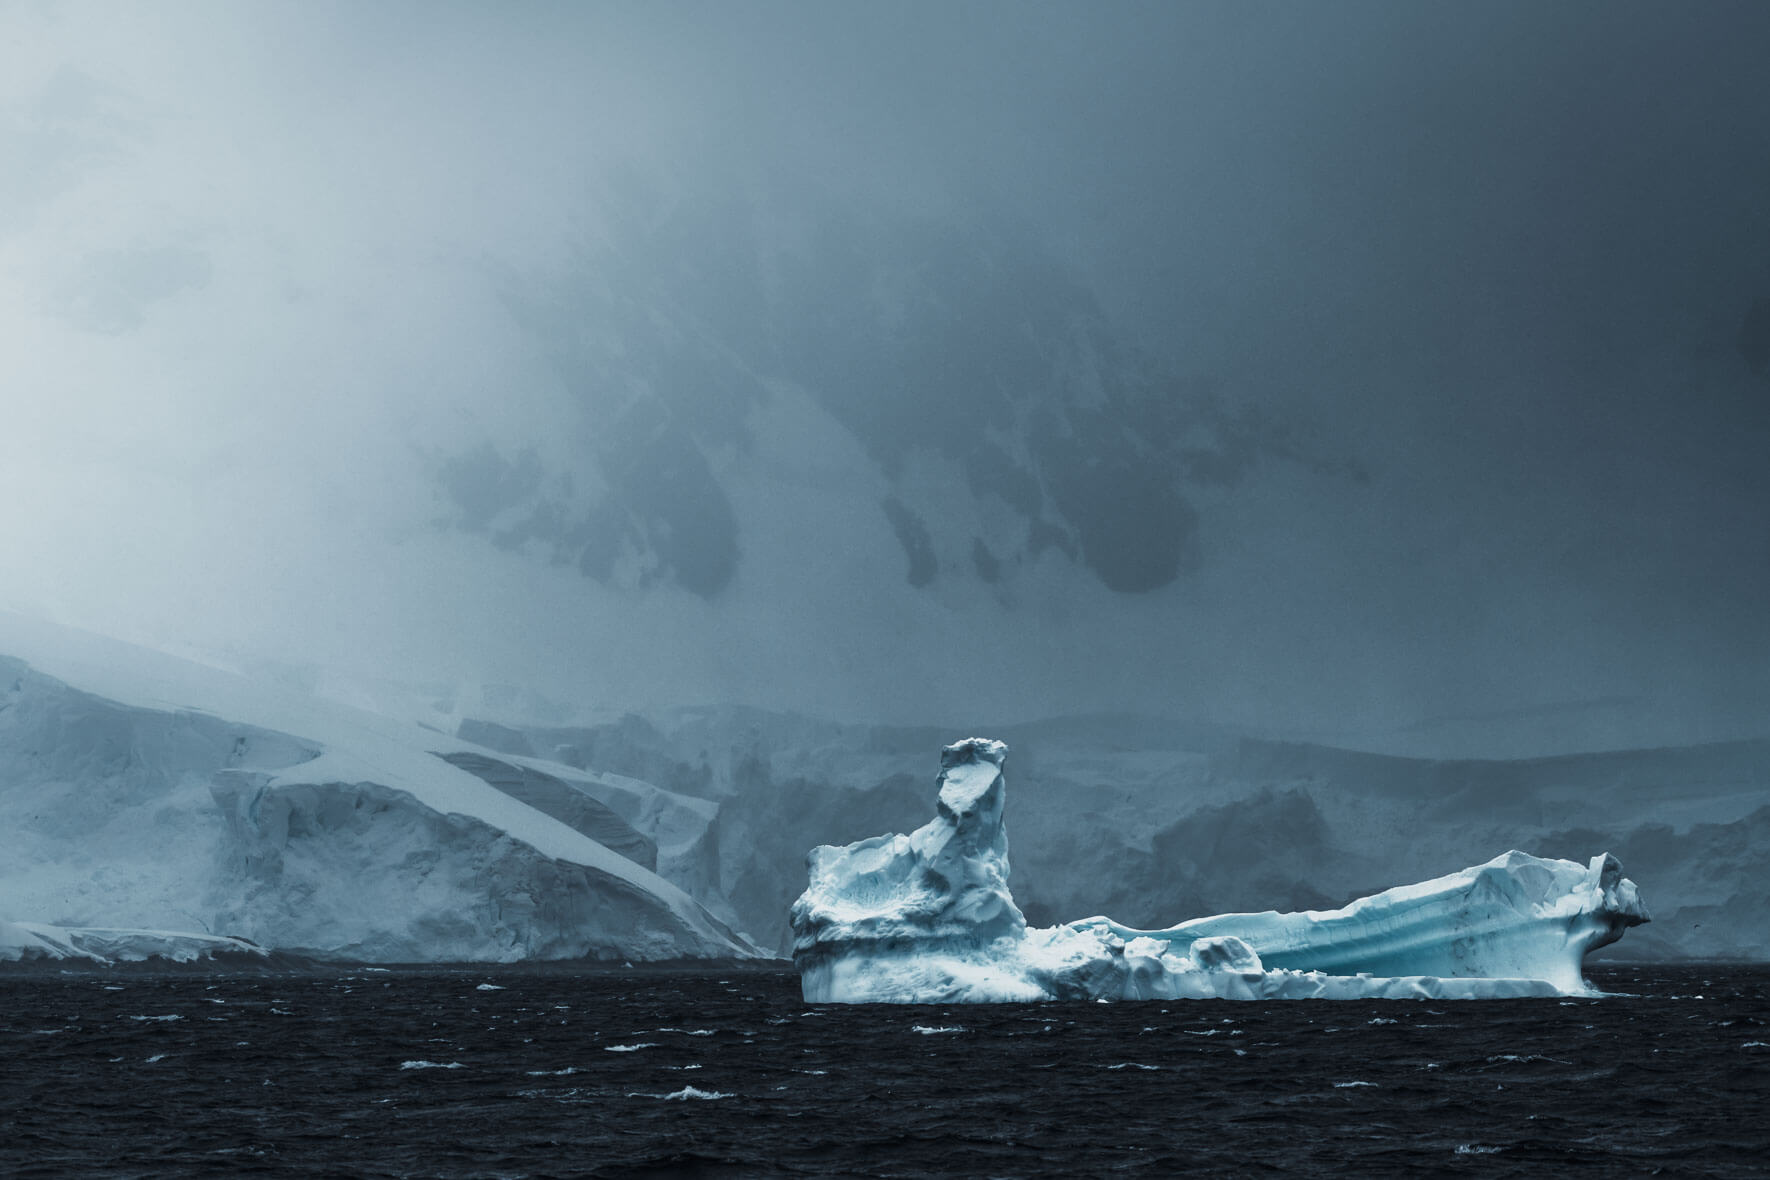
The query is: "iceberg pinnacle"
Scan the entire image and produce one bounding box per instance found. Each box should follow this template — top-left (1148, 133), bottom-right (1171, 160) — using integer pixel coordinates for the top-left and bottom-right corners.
top-left (790, 739), bottom-right (1649, 1002)
top-left (790, 739), bottom-right (1030, 1000)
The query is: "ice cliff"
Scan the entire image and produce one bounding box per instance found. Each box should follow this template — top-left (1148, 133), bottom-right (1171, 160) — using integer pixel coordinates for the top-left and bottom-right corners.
top-left (790, 739), bottom-right (1649, 1001)
top-left (0, 612), bottom-right (757, 964)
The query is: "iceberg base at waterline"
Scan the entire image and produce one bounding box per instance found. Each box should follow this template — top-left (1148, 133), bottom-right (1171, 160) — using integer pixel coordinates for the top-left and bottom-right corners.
top-left (789, 738), bottom-right (1650, 1002)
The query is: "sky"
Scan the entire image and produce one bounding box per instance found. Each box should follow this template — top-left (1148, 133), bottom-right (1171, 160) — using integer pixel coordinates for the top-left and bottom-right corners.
top-left (2, 1), bottom-right (1768, 755)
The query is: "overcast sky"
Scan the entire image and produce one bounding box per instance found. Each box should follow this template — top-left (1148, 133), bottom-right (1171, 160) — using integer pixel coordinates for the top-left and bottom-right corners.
top-left (2, 1), bottom-right (1767, 754)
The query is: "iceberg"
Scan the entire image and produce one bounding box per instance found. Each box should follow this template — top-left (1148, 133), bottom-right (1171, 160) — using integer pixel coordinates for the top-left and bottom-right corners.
top-left (790, 738), bottom-right (1649, 1001)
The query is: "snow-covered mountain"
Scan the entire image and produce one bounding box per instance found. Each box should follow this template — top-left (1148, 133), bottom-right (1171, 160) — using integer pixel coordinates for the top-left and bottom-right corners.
top-left (0, 33), bottom-right (1375, 738)
top-left (0, 613), bottom-right (754, 963)
top-left (442, 174), bottom-right (1362, 603)
top-left (3, 614), bottom-right (1765, 965)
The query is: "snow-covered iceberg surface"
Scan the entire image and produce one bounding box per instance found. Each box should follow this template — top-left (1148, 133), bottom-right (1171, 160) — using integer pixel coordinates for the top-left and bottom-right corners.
top-left (790, 739), bottom-right (1650, 1002)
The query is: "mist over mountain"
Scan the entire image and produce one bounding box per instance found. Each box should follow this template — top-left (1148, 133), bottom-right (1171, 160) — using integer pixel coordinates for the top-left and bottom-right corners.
top-left (446, 172), bottom-right (1365, 597)
top-left (3, 1), bottom-right (1769, 754)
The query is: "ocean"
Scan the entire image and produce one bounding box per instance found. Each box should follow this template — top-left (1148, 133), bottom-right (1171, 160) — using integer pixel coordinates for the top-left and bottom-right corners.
top-left (2, 963), bottom-right (1765, 1177)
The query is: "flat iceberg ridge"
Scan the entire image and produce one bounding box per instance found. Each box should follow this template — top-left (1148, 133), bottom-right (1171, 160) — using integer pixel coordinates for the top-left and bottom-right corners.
top-left (0, 919), bottom-right (268, 966)
top-left (790, 739), bottom-right (1650, 1002)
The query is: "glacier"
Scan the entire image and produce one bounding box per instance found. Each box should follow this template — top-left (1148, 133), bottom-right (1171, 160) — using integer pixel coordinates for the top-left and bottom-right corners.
top-left (790, 738), bottom-right (1650, 1002)
top-left (0, 611), bottom-right (758, 965)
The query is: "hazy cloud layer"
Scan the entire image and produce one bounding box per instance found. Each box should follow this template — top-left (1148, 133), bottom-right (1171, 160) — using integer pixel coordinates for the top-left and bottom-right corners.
top-left (2, 1), bottom-right (1767, 754)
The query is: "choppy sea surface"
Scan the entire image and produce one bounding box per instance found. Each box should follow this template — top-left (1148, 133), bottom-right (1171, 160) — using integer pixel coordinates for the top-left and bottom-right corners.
top-left (2, 962), bottom-right (1765, 1177)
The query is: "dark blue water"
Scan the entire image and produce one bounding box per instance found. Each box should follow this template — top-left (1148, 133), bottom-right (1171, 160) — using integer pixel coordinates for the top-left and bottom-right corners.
top-left (2, 963), bottom-right (1765, 1177)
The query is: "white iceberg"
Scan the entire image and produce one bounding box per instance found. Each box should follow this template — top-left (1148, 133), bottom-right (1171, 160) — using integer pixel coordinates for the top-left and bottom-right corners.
top-left (790, 738), bottom-right (1649, 1001)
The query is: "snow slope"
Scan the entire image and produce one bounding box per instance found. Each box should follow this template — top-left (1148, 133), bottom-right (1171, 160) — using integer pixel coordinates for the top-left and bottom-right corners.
top-left (0, 611), bottom-right (756, 962)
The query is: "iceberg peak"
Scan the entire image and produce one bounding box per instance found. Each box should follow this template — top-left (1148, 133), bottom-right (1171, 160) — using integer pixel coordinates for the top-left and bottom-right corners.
top-left (790, 736), bottom-right (1028, 999)
top-left (939, 735), bottom-right (1008, 770)
top-left (927, 737), bottom-right (1013, 871)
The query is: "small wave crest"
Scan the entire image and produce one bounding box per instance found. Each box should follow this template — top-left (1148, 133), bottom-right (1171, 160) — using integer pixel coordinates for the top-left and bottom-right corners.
top-left (627, 1085), bottom-right (733, 1100)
